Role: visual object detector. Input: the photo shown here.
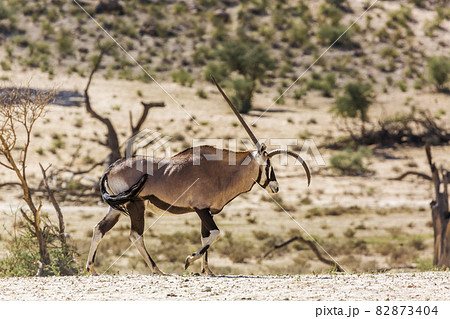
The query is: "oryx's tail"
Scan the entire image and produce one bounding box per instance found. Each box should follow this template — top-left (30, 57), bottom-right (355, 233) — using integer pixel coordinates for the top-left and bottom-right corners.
top-left (99, 173), bottom-right (148, 214)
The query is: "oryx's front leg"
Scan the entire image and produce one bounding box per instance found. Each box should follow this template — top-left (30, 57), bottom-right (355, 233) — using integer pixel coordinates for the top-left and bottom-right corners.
top-left (201, 236), bottom-right (214, 275)
top-left (185, 208), bottom-right (220, 273)
top-left (86, 207), bottom-right (122, 275)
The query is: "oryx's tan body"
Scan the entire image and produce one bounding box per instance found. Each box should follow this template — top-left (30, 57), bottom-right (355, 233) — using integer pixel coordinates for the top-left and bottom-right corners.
top-left (86, 76), bottom-right (311, 276)
top-left (105, 146), bottom-right (260, 214)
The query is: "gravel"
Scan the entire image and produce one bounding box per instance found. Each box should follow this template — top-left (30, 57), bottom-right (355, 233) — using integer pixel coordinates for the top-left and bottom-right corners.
top-left (0, 272), bottom-right (449, 301)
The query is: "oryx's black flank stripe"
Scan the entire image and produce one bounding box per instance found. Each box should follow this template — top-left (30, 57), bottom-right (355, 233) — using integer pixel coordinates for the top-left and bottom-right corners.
top-left (142, 195), bottom-right (194, 214)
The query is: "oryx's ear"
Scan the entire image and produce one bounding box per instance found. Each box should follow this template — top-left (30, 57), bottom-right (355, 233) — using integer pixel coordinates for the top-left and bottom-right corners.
top-left (259, 143), bottom-right (267, 153)
top-left (261, 150), bottom-right (269, 161)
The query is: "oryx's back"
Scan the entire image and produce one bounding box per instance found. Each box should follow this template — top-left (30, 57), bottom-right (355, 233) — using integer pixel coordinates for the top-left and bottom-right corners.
top-left (104, 145), bottom-right (259, 213)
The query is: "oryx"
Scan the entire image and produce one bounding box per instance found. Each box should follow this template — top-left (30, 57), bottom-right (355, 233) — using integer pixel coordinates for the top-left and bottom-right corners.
top-left (86, 76), bottom-right (311, 275)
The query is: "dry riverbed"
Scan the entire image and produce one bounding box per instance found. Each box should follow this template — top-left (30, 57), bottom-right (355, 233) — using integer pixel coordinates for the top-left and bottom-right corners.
top-left (0, 272), bottom-right (448, 301)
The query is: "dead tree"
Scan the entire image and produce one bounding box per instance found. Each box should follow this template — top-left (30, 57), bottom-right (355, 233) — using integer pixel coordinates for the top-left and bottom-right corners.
top-left (84, 43), bottom-right (165, 165)
top-left (84, 45), bottom-right (121, 164)
top-left (40, 164), bottom-right (66, 245)
top-left (426, 143), bottom-right (450, 268)
top-left (0, 87), bottom-right (54, 265)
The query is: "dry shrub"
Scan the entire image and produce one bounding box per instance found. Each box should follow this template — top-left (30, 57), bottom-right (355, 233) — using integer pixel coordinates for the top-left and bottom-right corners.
top-left (252, 230), bottom-right (270, 241)
top-left (409, 237), bottom-right (426, 251)
top-left (305, 205), bottom-right (364, 218)
top-left (361, 259), bottom-right (379, 273)
top-left (156, 230), bottom-right (199, 263)
top-left (389, 245), bottom-right (416, 266)
top-left (292, 254), bottom-right (311, 270)
top-left (385, 226), bottom-right (404, 238)
top-left (339, 255), bottom-right (362, 272)
top-left (215, 231), bottom-right (255, 263)
top-left (375, 242), bottom-right (395, 256)
top-left (344, 228), bottom-right (356, 238)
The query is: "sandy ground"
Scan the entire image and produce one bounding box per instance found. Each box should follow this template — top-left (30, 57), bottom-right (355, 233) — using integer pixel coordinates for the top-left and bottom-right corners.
top-left (0, 272), bottom-right (448, 301)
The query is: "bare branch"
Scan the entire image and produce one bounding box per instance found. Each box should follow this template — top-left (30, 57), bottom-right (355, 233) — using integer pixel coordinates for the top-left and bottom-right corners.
top-left (20, 208), bottom-right (34, 227)
top-left (426, 143), bottom-right (440, 197)
top-left (130, 101), bottom-right (165, 135)
top-left (389, 171), bottom-right (432, 181)
top-left (262, 235), bottom-right (344, 272)
top-left (35, 261), bottom-right (44, 277)
top-left (84, 43), bottom-right (121, 163)
top-left (69, 144), bottom-right (82, 167)
top-left (0, 182), bottom-right (21, 188)
top-left (39, 163), bottom-right (66, 244)
top-left (0, 161), bottom-right (13, 170)
top-left (59, 161), bottom-right (104, 175)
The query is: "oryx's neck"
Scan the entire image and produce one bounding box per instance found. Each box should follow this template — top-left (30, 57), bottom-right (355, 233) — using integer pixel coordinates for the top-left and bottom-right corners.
top-left (212, 151), bottom-right (260, 205)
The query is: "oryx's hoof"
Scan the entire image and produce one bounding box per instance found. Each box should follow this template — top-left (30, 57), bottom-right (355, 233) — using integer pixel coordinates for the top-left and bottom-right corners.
top-left (184, 257), bottom-right (191, 270)
top-left (86, 264), bottom-right (99, 276)
top-left (152, 267), bottom-right (165, 275)
top-left (185, 254), bottom-right (196, 270)
top-left (201, 266), bottom-right (215, 276)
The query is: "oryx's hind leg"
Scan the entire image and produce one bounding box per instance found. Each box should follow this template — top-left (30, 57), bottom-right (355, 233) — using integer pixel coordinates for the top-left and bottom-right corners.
top-left (86, 207), bottom-right (122, 275)
top-left (127, 200), bottom-right (164, 275)
top-left (185, 208), bottom-right (220, 273)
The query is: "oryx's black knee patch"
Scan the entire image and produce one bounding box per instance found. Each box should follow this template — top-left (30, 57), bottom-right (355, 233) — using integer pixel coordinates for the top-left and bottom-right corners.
top-left (199, 245), bottom-right (210, 255)
top-left (195, 208), bottom-right (218, 232)
top-left (98, 213), bottom-right (120, 234)
top-left (201, 224), bottom-right (210, 238)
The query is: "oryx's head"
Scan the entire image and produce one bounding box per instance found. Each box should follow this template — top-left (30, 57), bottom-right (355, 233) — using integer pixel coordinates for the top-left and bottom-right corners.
top-left (211, 75), bottom-right (311, 193)
top-left (252, 146), bottom-right (279, 193)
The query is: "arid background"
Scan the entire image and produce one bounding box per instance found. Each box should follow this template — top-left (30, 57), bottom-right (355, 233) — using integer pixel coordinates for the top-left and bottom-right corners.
top-left (0, 0), bottom-right (449, 300)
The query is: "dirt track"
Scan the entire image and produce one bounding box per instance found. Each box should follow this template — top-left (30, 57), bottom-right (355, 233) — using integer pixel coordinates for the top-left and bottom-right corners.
top-left (0, 272), bottom-right (448, 301)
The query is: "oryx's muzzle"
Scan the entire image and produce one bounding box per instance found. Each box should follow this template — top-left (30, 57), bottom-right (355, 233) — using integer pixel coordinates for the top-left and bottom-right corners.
top-left (268, 180), bottom-right (279, 193)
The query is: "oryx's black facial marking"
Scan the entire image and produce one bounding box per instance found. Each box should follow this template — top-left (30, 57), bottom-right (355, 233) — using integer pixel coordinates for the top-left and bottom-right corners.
top-left (269, 165), bottom-right (276, 181)
top-left (260, 159), bottom-right (277, 188)
top-left (255, 168), bottom-right (262, 185)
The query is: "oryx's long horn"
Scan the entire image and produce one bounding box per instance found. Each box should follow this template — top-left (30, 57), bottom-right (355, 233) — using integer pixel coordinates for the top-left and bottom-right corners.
top-left (211, 75), bottom-right (262, 151)
top-left (268, 149), bottom-right (311, 186)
